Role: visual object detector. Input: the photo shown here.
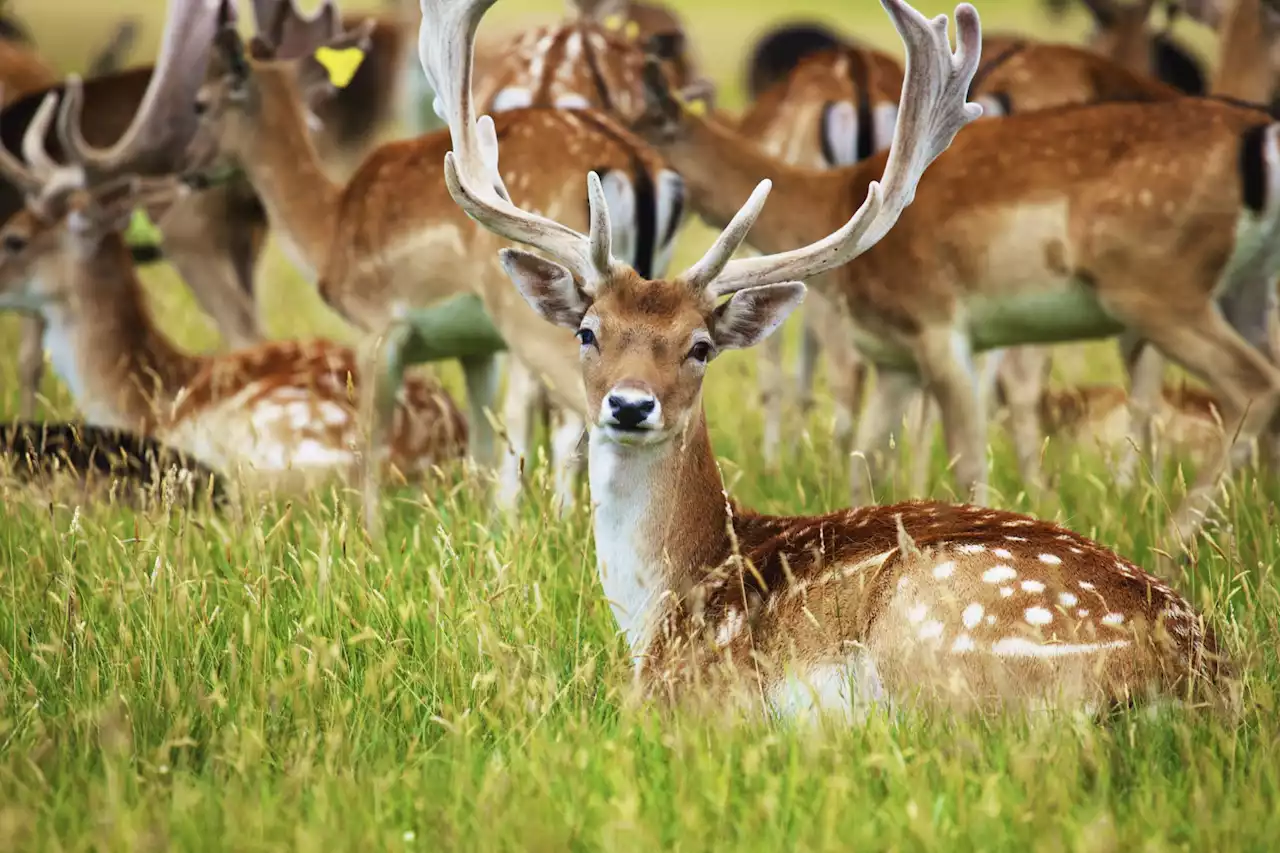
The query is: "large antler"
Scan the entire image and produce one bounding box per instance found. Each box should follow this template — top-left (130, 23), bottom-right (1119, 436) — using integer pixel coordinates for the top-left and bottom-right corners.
top-left (0, 91), bottom-right (71, 196)
top-left (683, 0), bottom-right (983, 297)
top-left (252, 0), bottom-right (342, 58)
top-left (418, 0), bottom-right (618, 291)
top-left (56, 0), bottom-right (223, 178)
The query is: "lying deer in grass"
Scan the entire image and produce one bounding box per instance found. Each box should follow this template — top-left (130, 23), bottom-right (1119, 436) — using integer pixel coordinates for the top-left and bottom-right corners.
top-left (0, 420), bottom-right (228, 510)
top-left (188, 0), bottom-right (686, 510)
top-left (0, 91), bottom-right (466, 494)
top-left (419, 0), bottom-right (1227, 714)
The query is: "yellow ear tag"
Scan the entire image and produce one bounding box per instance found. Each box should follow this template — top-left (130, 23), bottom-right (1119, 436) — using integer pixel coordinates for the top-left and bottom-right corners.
top-left (624, 20), bottom-right (640, 40)
top-left (314, 45), bottom-right (366, 89)
top-left (602, 13), bottom-right (624, 30)
top-left (125, 208), bottom-right (163, 246)
top-left (685, 98), bottom-right (707, 118)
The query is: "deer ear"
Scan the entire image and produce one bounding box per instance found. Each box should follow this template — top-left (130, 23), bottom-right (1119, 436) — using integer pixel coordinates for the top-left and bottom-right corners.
top-left (711, 282), bottom-right (806, 350)
top-left (499, 248), bottom-right (592, 330)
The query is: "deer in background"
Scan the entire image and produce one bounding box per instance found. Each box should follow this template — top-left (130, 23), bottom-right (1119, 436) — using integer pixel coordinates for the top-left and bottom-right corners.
top-left (1, 0), bottom-right (412, 421)
top-left (1045, 0), bottom-right (1207, 93)
top-left (0, 90), bottom-right (466, 494)
top-left (626, 0), bottom-right (1280, 562)
top-left (475, 0), bottom-right (712, 121)
top-left (188, 0), bottom-right (686, 510)
top-left (420, 0), bottom-right (1227, 715)
top-left (735, 17), bottom-right (1186, 482)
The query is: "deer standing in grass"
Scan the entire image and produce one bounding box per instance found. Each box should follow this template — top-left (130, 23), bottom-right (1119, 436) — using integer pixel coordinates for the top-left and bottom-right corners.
top-left (0, 90), bottom-right (466, 493)
top-left (189, 0), bottom-right (685, 510)
top-left (736, 7), bottom-right (1192, 481)
top-left (618, 0), bottom-right (1280, 561)
top-left (419, 0), bottom-right (1226, 714)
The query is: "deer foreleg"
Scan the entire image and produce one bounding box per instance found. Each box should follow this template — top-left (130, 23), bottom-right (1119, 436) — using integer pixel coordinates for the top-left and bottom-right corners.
top-left (17, 315), bottom-right (45, 419)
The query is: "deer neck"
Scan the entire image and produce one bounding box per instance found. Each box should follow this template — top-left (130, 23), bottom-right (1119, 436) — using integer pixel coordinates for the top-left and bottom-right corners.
top-left (235, 78), bottom-right (341, 279)
top-left (653, 117), bottom-right (844, 257)
top-left (38, 235), bottom-right (200, 431)
top-left (1212, 0), bottom-right (1275, 103)
top-left (588, 405), bottom-right (735, 654)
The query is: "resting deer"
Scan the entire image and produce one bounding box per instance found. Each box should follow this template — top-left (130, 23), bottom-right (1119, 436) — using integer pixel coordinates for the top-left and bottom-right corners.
top-left (189, 0), bottom-right (686, 510)
top-left (625, 0), bottom-right (1280, 559)
top-left (0, 91), bottom-right (466, 494)
top-left (419, 0), bottom-right (1227, 714)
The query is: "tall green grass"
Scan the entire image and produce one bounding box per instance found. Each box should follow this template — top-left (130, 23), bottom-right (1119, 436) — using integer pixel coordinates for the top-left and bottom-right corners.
top-left (2, 1), bottom-right (1278, 849)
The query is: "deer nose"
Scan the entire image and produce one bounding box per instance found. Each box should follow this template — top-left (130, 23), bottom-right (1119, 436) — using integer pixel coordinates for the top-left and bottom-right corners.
top-left (606, 389), bottom-right (658, 430)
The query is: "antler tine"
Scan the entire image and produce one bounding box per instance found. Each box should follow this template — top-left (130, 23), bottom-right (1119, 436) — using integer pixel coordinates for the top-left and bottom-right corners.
top-left (254, 0), bottom-right (341, 58)
top-left (59, 0), bottom-right (222, 179)
top-left (695, 0), bottom-right (983, 298)
top-left (419, 0), bottom-right (617, 290)
top-left (681, 180), bottom-right (772, 292)
top-left (0, 89), bottom-right (52, 194)
top-left (21, 91), bottom-right (64, 182)
top-left (566, 0), bottom-right (629, 23)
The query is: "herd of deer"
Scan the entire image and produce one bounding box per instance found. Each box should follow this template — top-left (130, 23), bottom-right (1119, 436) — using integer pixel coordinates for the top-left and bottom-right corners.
top-left (0, 0), bottom-right (1271, 717)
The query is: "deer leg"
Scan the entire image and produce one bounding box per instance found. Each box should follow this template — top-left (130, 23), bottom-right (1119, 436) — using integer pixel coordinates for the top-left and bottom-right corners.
top-left (1116, 334), bottom-right (1168, 488)
top-left (157, 187), bottom-right (265, 349)
top-left (17, 314), bottom-right (45, 419)
top-left (549, 404), bottom-right (586, 516)
top-left (905, 392), bottom-right (937, 496)
top-left (1134, 307), bottom-right (1280, 554)
top-left (849, 368), bottom-right (919, 505)
top-left (759, 321), bottom-right (786, 471)
top-left (997, 346), bottom-right (1052, 493)
top-left (461, 352), bottom-right (502, 469)
top-left (914, 326), bottom-right (989, 505)
top-left (497, 357), bottom-right (540, 514)
top-left (1219, 274), bottom-right (1280, 471)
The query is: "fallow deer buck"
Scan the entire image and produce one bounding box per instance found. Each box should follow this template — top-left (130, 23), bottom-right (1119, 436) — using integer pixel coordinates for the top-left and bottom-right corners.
top-left (188, 0), bottom-right (686, 510)
top-left (0, 91), bottom-right (467, 493)
top-left (420, 0), bottom-right (1227, 714)
top-left (626, 4), bottom-right (1280, 558)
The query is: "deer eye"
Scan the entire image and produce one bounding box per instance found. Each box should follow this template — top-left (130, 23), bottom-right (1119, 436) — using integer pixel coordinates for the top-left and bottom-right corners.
top-left (687, 339), bottom-right (712, 363)
top-left (2, 233), bottom-right (27, 254)
top-left (576, 327), bottom-right (597, 348)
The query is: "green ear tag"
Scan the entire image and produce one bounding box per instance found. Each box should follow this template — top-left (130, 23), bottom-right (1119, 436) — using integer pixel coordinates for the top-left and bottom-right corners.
top-left (125, 207), bottom-right (163, 247)
top-left (314, 46), bottom-right (366, 89)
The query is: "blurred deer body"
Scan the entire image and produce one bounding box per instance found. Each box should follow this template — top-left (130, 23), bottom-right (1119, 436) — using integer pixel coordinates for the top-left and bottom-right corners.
top-left (417, 0), bottom-right (1226, 714)
top-left (192, 5), bottom-right (686, 509)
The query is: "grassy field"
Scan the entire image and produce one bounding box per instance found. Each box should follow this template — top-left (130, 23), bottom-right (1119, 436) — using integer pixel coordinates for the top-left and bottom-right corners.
top-left (3, 0), bottom-right (1280, 850)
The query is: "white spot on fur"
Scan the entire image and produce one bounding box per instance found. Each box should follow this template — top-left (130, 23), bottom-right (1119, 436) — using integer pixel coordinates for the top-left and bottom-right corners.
top-left (1024, 606), bottom-right (1053, 626)
top-left (992, 548), bottom-right (1013, 559)
top-left (951, 634), bottom-right (975, 653)
top-left (1101, 612), bottom-right (1126, 626)
top-left (907, 603), bottom-right (929, 624)
top-left (983, 565), bottom-right (1017, 583)
top-left (1077, 609), bottom-right (1090, 617)
top-left (962, 603), bottom-right (984, 629)
top-left (918, 620), bottom-right (945, 640)
top-left (959, 543), bottom-right (986, 554)
top-left (932, 560), bottom-right (956, 579)
top-left (1000, 587), bottom-right (1014, 598)
top-left (991, 637), bottom-right (1131, 657)
top-left (1059, 592), bottom-right (1078, 607)
top-left (1021, 580), bottom-right (1046, 593)
top-left (1078, 581), bottom-right (1096, 590)
top-left (1039, 554), bottom-right (1062, 565)
top-left (1005, 536), bottom-right (1028, 542)
top-left (715, 609), bottom-right (744, 647)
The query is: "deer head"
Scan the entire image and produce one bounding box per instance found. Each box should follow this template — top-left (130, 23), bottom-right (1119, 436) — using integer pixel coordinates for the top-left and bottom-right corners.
top-left (0, 90), bottom-right (184, 308)
top-left (418, 0), bottom-right (980, 440)
top-left (189, 0), bottom-right (374, 173)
